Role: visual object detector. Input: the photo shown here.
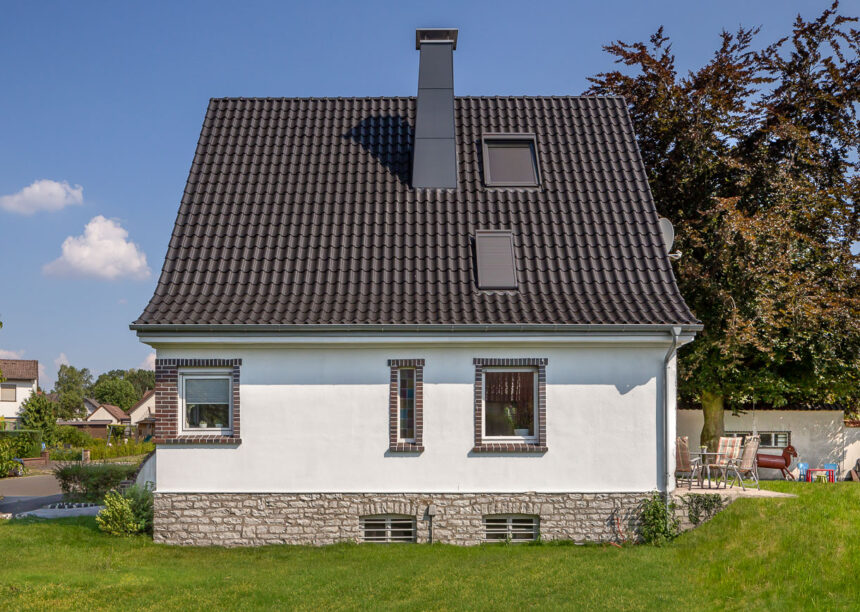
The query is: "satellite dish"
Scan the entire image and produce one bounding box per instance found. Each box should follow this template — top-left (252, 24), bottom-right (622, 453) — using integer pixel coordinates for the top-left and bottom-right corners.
top-left (658, 218), bottom-right (675, 253)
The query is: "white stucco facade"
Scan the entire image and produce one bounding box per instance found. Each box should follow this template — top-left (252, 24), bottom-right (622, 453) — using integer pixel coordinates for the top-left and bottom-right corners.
top-left (129, 392), bottom-right (155, 425)
top-left (143, 333), bottom-right (688, 495)
top-left (0, 378), bottom-right (37, 422)
top-left (677, 408), bottom-right (860, 478)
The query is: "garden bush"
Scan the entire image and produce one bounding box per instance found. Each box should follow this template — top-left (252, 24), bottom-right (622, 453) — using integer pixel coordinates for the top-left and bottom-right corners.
top-left (96, 484), bottom-right (153, 536)
top-left (639, 492), bottom-right (678, 545)
top-left (53, 463), bottom-right (138, 503)
top-left (48, 438), bottom-right (154, 461)
top-left (0, 430), bottom-right (42, 458)
top-left (0, 438), bottom-right (20, 477)
top-left (56, 426), bottom-right (93, 448)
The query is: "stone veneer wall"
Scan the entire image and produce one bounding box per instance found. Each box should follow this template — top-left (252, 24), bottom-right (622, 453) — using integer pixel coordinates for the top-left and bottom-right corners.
top-left (154, 492), bottom-right (649, 546)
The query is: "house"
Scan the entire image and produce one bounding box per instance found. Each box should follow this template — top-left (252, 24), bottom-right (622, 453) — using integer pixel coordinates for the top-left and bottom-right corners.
top-left (131, 29), bottom-right (700, 546)
top-left (128, 389), bottom-right (156, 439)
top-left (83, 397), bottom-right (101, 416)
top-left (678, 407), bottom-right (860, 479)
top-left (86, 402), bottom-right (130, 425)
top-left (0, 359), bottom-right (39, 429)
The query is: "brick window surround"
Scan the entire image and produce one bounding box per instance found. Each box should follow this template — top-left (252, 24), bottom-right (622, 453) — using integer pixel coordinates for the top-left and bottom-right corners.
top-left (473, 358), bottom-right (547, 453)
top-left (154, 358), bottom-right (241, 445)
top-left (388, 359), bottom-right (425, 453)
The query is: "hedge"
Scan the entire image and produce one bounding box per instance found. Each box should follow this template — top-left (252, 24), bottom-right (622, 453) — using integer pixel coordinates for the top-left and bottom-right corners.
top-left (53, 463), bottom-right (139, 503)
top-left (0, 430), bottom-right (43, 458)
top-left (49, 439), bottom-right (155, 462)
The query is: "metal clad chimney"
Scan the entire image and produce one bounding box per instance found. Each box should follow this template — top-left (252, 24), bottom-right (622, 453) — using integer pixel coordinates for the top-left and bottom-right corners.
top-left (412, 28), bottom-right (458, 189)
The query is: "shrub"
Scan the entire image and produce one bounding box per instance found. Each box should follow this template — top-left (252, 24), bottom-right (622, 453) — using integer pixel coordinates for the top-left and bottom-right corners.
top-left (639, 492), bottom-right (678, 546)
top-left (96, 485), bottom-right (153, 536)
top-left (0, 438), bottom-right (19, 477)
top-left (680, 493), bottom-right (724, 526)
top-left (53, 463), bottom-right (138, 503)
top-left (18, 393), bottom-right (58, 446)
top-left (88, 439), bottom-right (154, 461)
top-left (57, 426), bottom-right (92, 448)
top-left (49, 448), bottom-right (83, 462)
top-left (0, 430), bottom-right (42, 458)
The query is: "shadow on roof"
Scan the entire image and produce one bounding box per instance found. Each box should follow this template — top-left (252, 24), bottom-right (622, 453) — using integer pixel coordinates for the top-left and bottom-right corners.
top-left (343, 115), bottom-right (414, 185)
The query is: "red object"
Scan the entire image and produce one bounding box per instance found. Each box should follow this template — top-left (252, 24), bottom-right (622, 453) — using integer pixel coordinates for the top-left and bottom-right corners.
top-left (756, 445), bottom-right (798, 480)
top-left (805, 468), bottom-right (835, 483)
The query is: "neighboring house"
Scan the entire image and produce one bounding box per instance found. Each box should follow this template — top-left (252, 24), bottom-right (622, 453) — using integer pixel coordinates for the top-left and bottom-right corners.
top-left (0, 359), bottom-right (39, 428)
top-left (83, 397), bottom-right (101, 416)
top-left (128, 389), bottom-right (156, 439)
top-left (678, 407), bottom-right (860, 479)
top-left (131, 29), bottom-right (700, 546)
top-left (86, 402), bottom-right (130, 425)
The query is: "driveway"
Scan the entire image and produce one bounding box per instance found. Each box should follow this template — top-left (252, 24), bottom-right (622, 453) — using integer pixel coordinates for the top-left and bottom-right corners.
top-left (0, 474), bottom-right (63, 515)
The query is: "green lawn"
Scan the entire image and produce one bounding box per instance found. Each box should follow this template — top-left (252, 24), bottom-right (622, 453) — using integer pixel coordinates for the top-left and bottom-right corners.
top-left (1, 482), bottom-right (858, 611)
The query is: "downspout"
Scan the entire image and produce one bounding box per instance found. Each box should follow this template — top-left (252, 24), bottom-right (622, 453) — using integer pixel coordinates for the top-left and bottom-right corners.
top-left (663, 327), bottom-right (682, 512)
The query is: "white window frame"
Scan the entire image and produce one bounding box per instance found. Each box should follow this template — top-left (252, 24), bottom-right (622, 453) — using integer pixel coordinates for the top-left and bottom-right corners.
top-left (482, 367), bottom-right (538, 442)
top-left (0, 383), bottom-right (15, 402)
top-left (397, 367), bottom-right (416, 444)
top-left (726, 430), bottom-right (790, 449)
top-left (178, 370), bottom-right (233, 435)
top-left (360, 515), bottom-right (416, 543)
top-left (483, 514), bottom-right (539, 542)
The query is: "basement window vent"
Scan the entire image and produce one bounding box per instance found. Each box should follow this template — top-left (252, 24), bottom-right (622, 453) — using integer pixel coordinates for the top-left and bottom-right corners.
top-left (475, 230), bottom-right (518, 290)
top-left (483, 515), bottom-right (539, 542)
top-left (360, 515), bottom-right (416, 543)
top-left (482, 134), bottom-right (540, 187)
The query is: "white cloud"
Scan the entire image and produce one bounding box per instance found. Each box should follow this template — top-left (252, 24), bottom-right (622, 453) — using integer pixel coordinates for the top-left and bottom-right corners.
top-left (54, 353), bottom-right (69, 369)
top-left (139, 352), bottom-right (156, 371)
top-left (38, 363), bottom-right (47, 385)
top-left (117, 297), bottom-right (128, 305)
top-left (0, 348), bottom-right (25, 359)
top-left (43, 215), bottom-right (151, 280)
top-left (0, 179), bottom-right (83, 215)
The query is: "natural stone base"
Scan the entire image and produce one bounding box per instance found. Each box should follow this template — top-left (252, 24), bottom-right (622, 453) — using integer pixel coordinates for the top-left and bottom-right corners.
top-left (154, 492), bottom-right (649, 546)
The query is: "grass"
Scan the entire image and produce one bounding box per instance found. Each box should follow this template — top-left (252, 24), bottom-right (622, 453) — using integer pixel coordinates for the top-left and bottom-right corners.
top-left (0, 482), bottom-right (858, 610)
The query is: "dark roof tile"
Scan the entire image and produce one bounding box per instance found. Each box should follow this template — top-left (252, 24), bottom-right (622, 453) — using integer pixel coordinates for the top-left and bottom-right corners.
top-left (135, 96), bottom-right (698, 327)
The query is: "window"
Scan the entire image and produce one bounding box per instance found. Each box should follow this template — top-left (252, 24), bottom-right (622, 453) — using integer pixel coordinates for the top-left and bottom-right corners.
top-left (473, 358), bottom-right (547, 452)
top-left (360, 515), bottom-right (416, 543)
top-left (475, 230), bottom-right (517, 290)
top-left (481, 134), bottom-right (540, 187)
top-left (0, 384), bottom-right (15, 402)
top-left (179, 372), bottom-right (233, 433)
top-left (483, 515), bottom-right (539, 542)
top-left (398, 369), bottom-right (416, 441)
top-left (726, 431), bottom-right (790, 448)
top-left (483, 369), bottom-right (537, 439)
top-left (388, 359), bottom-right (424, 452)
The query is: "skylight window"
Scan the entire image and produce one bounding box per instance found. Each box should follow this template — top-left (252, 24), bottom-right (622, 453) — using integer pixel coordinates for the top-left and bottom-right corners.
top-left (475, 230), bottom-right (518, 290)
top-left (482, 134), bottom-right (540, 187)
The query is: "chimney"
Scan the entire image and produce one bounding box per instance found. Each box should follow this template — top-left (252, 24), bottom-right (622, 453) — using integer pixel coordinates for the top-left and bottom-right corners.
top-left (412, 28), bottom-right (458, 189)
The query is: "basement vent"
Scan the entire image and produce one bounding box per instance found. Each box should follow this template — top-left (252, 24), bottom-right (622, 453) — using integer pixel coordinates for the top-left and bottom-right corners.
top-left (483, 515), bottom-right (539, 542)
top-left (360, 515), bottom-right (416, 543)
top-left (475, 230), bottom-right (518, 290)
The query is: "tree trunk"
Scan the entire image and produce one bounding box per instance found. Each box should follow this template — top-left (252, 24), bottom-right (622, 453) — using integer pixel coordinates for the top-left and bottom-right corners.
top-left (700, 390), bottom-right (725, 451)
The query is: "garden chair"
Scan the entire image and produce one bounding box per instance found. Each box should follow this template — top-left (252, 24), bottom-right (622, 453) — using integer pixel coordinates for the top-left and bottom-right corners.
top-left (728, 435), bottom-right (760, 490)
top-left (823, 463), bottom-right (839, 483)
top-left (797, 462), bottom-right (809, 481)
top-left (675, 436), bottom-right (703, 489)
top-left (706, 437), bottom-right (742, 488)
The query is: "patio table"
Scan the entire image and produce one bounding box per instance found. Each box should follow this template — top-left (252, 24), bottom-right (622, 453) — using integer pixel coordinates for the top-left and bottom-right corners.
top-left (806, 467), bottom-right (835, 483)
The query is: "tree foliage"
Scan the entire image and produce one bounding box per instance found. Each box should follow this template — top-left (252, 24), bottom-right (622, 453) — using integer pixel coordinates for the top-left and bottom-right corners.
top-left (93, 368), bottom-right (154, 400)
top-left (587, 2), bottom-right (860, 447)
top-left (19, 393), bottom-right (58, 446)
top-left (92, 377), bottom-right (138, 412)
top-left (54, 364), bottom-right (93, 420)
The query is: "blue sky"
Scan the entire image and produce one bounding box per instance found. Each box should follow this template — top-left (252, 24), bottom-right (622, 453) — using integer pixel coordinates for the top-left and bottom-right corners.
top-left (0, 0), bottom-right (841, 388)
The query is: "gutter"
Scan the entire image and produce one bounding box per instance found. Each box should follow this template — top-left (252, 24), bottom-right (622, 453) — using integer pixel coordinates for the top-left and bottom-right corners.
top-left (663, 326), bottom-right (682, 511)
top-left (129, 322), bottom-right (703, 335)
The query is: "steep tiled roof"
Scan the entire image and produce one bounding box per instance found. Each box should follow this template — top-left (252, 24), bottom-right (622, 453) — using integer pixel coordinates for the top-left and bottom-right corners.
top-left (134, 97), bottom-right (698, 328)
top-left (0, 359), bottom-right (38, 381)
top-left (128, 389), bottom-right (155, 416)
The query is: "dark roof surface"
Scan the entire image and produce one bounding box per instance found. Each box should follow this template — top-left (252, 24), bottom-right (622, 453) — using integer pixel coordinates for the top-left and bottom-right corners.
top-left (0, 359), bottom-right (38, 381)
top-left (87, 403), bottom-right (129, 422)
top-left (135, 96), bottom-right (698, 328)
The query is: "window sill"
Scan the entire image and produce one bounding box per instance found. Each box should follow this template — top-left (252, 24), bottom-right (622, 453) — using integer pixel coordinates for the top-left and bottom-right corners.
top-left (472, 443), bottom-right (547, 454)
top-left (388, 443), bottom-right (425, 453)
top-left (156, 435), bottom-right (241, 445)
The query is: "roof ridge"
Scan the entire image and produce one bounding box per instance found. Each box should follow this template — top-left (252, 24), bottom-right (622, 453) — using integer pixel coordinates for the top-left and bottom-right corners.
top-left (208, 95), bottom-right (624, 102)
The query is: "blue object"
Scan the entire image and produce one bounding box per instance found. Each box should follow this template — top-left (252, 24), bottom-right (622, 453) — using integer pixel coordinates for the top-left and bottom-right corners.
top-left (797, 462), bottom-right (809, 481)
top-left (824, 463), bottom-right (839, 482)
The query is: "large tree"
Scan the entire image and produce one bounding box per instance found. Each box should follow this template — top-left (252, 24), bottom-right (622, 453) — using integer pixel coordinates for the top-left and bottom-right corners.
top-left (587, 2), bottom-right (860, 448)
top-left (19, 393), bottom-right (59, 446)
top-left (91, 377), bottom-right (138, 412)
top-left (54, 364), bottom-right (94, 420)
top-left (93, 368), bottom-right (155, 400)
